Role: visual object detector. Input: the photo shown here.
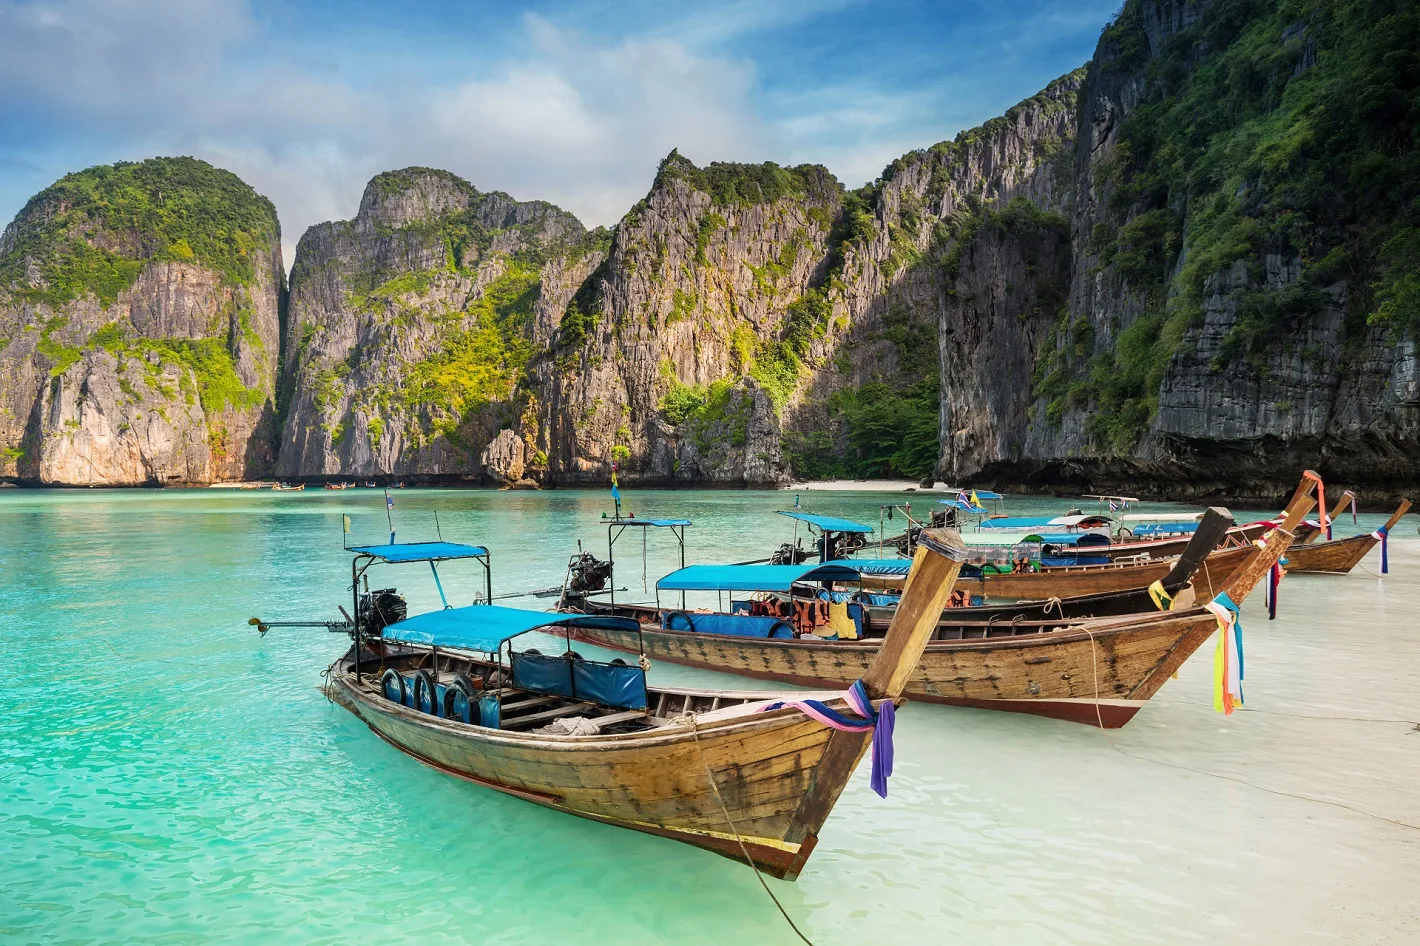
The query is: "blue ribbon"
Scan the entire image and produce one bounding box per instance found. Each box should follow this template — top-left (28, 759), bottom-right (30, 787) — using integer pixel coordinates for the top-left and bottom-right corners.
top-left (1215, 590), bottom-right (1244, 699)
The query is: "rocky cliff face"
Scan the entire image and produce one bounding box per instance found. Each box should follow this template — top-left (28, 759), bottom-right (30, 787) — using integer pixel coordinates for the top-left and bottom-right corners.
top-left (0, 157), bottom-right (282, 485)
top-left (937, 0), bottom-right (1420, 499)
top-left (524, 154), bottom-right (845, 486)
top-left (7, 0), bottom-right (1415, 498)
top-left (274, 168), bottom-right (591, 480)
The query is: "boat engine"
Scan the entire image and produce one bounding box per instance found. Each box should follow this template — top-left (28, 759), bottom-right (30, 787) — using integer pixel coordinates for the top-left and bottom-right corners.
top-left (567, 553), bottom-right (612, 594)
top-left (359, 588), bottom-right (407, 636)
top-left (770, 541), bottom-right (807, 565)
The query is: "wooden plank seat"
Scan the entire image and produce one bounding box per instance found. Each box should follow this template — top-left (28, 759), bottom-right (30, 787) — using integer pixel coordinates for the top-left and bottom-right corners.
top-left (500, 701), bottom-right (597, 730)
top-left (497, 693), bottom-right (560, 714)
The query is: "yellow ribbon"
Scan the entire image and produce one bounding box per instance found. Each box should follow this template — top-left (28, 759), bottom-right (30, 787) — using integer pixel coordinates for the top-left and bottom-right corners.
top-left (1147, 579), bottom-right (1174, 611)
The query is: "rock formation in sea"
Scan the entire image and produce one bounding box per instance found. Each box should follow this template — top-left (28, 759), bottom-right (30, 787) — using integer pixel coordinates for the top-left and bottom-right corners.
top-left (0, 157), bottom-right (282, 486)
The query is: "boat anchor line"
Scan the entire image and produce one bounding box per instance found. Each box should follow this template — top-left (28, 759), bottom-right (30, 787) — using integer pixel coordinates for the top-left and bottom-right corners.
top-left (678, 711), bottom-right (817, 946)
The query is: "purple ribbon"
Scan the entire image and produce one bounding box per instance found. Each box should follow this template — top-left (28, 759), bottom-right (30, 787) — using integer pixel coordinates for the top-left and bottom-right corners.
top-left (763, 679), bottom-right (898, 798)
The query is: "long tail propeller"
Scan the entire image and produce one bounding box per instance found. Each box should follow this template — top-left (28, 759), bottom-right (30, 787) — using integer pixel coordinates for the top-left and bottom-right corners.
top-left (247, 617), bottom-right (352, 636)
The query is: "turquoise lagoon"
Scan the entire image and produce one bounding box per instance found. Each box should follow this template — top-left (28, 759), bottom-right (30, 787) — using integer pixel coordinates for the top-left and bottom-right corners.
top-left (2, 488), bottom-right (1417, 944)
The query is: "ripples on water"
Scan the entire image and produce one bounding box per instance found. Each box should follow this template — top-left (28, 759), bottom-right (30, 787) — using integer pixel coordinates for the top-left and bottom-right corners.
top-left (0, 489), bottom-right (1416, 944)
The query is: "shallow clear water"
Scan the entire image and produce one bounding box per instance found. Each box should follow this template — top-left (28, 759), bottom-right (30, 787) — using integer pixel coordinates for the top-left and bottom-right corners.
top-left (1, 487), bottom-right (1417, 945)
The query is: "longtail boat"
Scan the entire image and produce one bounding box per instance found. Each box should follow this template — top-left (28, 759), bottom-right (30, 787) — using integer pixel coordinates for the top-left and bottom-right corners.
top-left (569, 491), bottom-right (1316, 728)
top-left (255, 531), bottom-right (970, 879)
top-left (1283, 499), bottom-right (1409, 574)
top-left (574, 507), bottom-right (1237, 637)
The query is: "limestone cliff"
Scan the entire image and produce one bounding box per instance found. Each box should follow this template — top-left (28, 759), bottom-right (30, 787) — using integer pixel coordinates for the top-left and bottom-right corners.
top-left (275, 168), bottom-right (593, 480)
top-left (525, 154), bottom-right (845, 486)
top-left (0, 157), bottom-right (282, 485)
top-left (936, 0), bottom-right (1420, 498)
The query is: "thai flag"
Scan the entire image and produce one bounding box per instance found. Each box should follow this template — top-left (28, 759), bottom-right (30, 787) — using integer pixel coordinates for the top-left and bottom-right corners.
top-left (957, 490), bottom-right (969, 505)
top-left (1109, 499), bottom-right (1118, 512)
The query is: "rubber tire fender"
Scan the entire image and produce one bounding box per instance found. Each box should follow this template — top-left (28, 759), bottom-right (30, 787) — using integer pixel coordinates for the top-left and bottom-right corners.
top-left (663, 610), bottom-right (694, 632)
top-left (441, 673), bottom-right (480, 724)
top-left (411, 669), bottom-right (439, 715)
top-left (380, 668), bottom-right (407, 706)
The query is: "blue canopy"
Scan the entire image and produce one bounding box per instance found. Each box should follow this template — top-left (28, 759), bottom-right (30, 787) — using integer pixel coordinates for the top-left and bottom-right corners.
top-left (1036, 533), bottom-right (1112, 547)
top-left (777, 511), bottom-right (874, 534)
top-left (657, 562), bottom-right (863, 592)
top-left (383, 605), bottom-right (639, 653)
top-left (1131, 522), bottom-right (1199, 536)
top-left (939, 499), bottom-right (989, 513)
top-left (977, 516), bottom-right (1054, 530)
top-left (829, 558), bottom-right (912, 576)
top-left (973, 490), bottom-right (1004, 500)
top-left (604, 517), bottom-right (692, 527)
top-left (352, 541), bottom-right (489, 563)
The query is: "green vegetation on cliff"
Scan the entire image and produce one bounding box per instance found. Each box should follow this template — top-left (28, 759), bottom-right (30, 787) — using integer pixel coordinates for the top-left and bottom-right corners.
top-left (0, 157), bottom-right (278, 307)
top-left (1067, 0), bottom-right (1420, 450)
top-left (653, 150), bottom-right (841, 209)
top-left (382, 262), bottom-right (541, 440)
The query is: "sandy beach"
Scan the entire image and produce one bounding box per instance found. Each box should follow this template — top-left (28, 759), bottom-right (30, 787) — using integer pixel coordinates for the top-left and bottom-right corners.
top-left (786, 478), bottom-right (945, 492)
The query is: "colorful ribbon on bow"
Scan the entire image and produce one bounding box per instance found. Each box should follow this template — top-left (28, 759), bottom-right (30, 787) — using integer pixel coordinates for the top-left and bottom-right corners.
top-left (1304, 471), bottom-right (1329, 539)
top-left (1205, 591), bottom-right (1244, 714)
top-left (1147, 579), bottom-right (1174, 611)
top-left (761, 679), bottom-right (895, 797)
top-left (1264, 562), bottom-right (1284, 620)
top-left (1373, 525), bottom-right (1389, 574)
top-left (1351, 495), bottom-right (1358, 526)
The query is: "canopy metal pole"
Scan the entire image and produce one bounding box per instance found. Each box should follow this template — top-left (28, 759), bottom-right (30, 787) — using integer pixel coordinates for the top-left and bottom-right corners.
top-left (429, 561), bottom-right (449, 609)
top-left (351, 555), bottom-right (362, 684)
top-left (608, 525), bottom-right (616, 609)
top-left (482, 555), bottom-right (492, 606)
top-left (677, 525), bottom-right (686, 609)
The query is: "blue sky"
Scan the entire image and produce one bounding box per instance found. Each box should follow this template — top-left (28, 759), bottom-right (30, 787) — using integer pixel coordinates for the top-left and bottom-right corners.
top-left (0, 0), bottom-right (1119, 263)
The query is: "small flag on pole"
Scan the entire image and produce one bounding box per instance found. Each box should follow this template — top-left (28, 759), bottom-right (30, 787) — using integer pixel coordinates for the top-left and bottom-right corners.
top-left (794, 493), bottom-right (800, 509)
top-left (386, 494), bottom-right (394, 510)
top-left (342, 514), bottom-right (351, 533)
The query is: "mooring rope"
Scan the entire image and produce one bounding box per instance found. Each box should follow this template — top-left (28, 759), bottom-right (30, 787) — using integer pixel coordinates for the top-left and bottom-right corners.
top-left (676, 712), bottom-right (817, 946)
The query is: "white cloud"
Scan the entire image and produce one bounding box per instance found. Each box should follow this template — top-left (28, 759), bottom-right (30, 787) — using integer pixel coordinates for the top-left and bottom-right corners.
top-left (0, 0), bottom-right (1113, 270)
top-left (0, 1), bottom-right (780, 266)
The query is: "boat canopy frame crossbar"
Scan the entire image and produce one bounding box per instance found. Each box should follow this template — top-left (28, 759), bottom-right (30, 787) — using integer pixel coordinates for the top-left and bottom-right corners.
top-left (603, 518), bottom-right (691, 609)
top-left (348, 541), bottom-right (493, 684)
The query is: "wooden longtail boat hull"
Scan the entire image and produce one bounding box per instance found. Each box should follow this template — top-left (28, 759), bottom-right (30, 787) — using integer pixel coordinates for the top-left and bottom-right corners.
top-left (331, 671), bottom-right (863, 878)
top-left (896, 542), bottom-right (1254, 601)
top-left (1284, 532), bottom-right (1381, 574)
top-left (574, 609), bottom-right (1215, 729)
top-left (1284, 499), bottom-right (1410, 573)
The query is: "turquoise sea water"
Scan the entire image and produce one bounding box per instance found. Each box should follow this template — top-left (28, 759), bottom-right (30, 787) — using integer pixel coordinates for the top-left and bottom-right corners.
top-left (2, 487), bottom-right (1417, 945)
